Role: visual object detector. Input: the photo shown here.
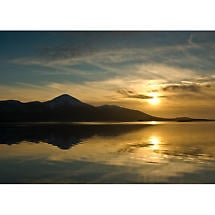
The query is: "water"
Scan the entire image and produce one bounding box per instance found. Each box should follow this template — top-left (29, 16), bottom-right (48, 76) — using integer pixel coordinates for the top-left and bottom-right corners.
top-left (0, 121), bottom-right (215, 183)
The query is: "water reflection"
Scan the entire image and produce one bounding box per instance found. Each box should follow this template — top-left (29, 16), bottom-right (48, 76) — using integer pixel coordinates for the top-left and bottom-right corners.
top-left (149, 136), bottom-right (160, 150)
top-left (0, 122), bottom-right (215, 183)
top-left (149, 121), bottom-right (158, 125)
top-left (0, 124), bottom-right (147, 149)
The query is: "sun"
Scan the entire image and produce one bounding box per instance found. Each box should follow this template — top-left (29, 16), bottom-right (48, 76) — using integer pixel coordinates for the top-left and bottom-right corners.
top-left (148, 93), bottom-right (160, 105)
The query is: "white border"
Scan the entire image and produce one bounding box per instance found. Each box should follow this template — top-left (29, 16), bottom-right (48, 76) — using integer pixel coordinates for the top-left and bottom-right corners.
top-left (0, 0), bottom-right (215, 30)
top-left (0, 185), bottom-right (214, 215)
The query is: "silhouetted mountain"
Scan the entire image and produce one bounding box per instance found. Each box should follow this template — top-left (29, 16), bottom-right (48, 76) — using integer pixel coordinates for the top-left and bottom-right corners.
top-left (0, 94), bottom-right (210, 122)
top-left (175, 117), bottom-right (211, 122)
top-left (0, 94), bottom-right (167, 122)
top-left (97, 105), bottom-right (164, 121)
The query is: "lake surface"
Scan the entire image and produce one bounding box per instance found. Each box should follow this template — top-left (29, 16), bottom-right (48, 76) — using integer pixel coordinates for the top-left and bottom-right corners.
top-left (0, 121), bottom-right (215, 183)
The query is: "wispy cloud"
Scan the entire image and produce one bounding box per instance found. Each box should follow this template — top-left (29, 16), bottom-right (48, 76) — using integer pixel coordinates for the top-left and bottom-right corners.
top-left (162, 83), bottom-right (201, 92)
top-left (11, 44), bottom-right (203, 69)
top-left (117, 88), bottom-right (153, 99)
top-left (117, 88), bottom-right (166, 100)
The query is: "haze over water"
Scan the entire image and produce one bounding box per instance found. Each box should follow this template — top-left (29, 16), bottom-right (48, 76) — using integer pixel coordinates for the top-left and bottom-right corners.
top-left (0, 121), bottom-right (215, 183)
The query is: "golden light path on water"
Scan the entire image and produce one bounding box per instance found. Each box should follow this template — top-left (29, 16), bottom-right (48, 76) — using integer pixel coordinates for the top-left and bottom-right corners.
top-left (149, 136), bottom-right (160, 150)
top-left (149, 121), bottom-right (158, 125)
top-left (0, 122), bottom-right (215, 183)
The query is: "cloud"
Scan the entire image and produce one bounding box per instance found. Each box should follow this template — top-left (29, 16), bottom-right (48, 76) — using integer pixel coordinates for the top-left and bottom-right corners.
top-left (161, 77), bottom-right (215, 94)
top-left (11, 40), bottom-right (215, 89)
top-left (162, 83), bottom-right (201, 92)
top-left (117, 88), bottom-right (153, 99)
top-left (159, 79), bottom-right (215, 102)
top-left (117, 88), bottom-right (166, 100)
top-left (7, 32), bottom-right (215, 89)
top-left (11, 44), bottom-right (202, 69)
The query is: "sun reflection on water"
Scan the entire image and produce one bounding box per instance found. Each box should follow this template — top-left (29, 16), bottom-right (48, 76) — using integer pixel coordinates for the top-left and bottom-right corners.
top-left (149, 121), bottom-right (158, 125)
top-left (149, 136), bottom-right (160, 150)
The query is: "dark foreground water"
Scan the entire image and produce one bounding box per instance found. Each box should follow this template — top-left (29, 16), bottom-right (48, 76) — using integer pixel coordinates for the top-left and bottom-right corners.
top-left (0, 121), bottom-right (215, 183)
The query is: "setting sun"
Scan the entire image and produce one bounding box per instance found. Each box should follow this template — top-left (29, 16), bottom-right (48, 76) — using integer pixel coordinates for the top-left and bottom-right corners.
top-left (148, 93), bottom-right (160, 105)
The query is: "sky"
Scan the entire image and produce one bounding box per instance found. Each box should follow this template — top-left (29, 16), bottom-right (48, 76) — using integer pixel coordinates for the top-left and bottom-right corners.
top-left (0, 31), bottom-right (215, 118)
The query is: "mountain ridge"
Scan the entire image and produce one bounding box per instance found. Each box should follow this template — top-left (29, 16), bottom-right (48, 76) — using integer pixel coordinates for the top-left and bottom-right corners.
top-left (0, 94), bottom-right (211, 122)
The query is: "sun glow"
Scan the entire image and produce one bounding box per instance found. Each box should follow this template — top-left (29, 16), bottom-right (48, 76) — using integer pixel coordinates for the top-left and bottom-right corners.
top-left (148, 93), bottom-right (160, 105)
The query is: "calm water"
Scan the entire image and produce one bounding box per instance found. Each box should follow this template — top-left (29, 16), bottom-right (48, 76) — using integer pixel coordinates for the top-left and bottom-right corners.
top-left (0, 121), bottom-right (215, 183)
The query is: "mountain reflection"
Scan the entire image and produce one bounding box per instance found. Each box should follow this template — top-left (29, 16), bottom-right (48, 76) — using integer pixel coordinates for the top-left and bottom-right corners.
top-left (0, 123), bottom-right (150, 149)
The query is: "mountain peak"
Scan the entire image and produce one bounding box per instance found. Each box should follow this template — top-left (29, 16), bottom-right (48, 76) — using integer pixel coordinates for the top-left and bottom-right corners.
top-left (45, 94), bottom-right (92, 108)
top-left (52, 94), bottom-right (81, 102)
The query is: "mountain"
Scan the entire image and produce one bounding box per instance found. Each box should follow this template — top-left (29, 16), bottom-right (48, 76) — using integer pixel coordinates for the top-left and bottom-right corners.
top-left (44, 94), bottom-right (93, 109)
top-left (97, 105), bottom-right (165, 121)
top-left (175, 117), bottom-right (211, 122)
top-left (0, 94), bottom-right (207, 122)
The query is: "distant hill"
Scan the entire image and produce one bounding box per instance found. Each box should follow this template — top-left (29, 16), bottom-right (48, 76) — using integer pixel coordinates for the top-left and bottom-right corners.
top-left (175, 117), bottom-right (211, 122)
top-left (0, 94), bottom-right (210, 122)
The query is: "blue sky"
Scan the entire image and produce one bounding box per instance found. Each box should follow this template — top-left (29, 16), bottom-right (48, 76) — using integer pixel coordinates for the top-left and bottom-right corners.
top-left (1, 31), bottom-right (215, 118)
